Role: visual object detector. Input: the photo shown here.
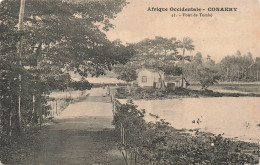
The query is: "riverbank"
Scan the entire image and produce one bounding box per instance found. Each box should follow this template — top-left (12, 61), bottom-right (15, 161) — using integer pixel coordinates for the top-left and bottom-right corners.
top-left (117, 97), bottom-right (260, 143)
top-left (189, 83), bottom-right (260, 94)
top-left (115, 86), bottom-right (260, 100)
top-left (113, 99), bottom-right (260, 164)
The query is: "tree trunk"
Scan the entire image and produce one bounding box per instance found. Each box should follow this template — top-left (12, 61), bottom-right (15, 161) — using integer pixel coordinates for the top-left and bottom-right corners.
top-left (9, 96), bottom-right (13, 137)
top-left (38, 96), bottom-right (42, 129)
top-left (181, 45), bottom-right (185, 88)
top-left (158, 72), bottom-right (165, 90)
top-left (17, 0), bottom-right (26, 130)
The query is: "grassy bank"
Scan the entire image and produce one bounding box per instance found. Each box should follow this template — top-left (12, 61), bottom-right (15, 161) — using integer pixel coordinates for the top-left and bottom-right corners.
top-left (115, 86), bottom-right (260, 100)
top-left (0, 95), bottom-right (89, 164)
top-left (189, 83), bottom-right (260, 94)
top-left (113, 100), bottom-right (260, 164)
top-left (0, 124), bottom-right (123, 165)
top-left (0, 126), bottom-right (45, 164)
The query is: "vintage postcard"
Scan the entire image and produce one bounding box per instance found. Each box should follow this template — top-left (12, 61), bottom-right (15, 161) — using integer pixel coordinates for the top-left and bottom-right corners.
top-left (0, 0), bottom-right (260, 164)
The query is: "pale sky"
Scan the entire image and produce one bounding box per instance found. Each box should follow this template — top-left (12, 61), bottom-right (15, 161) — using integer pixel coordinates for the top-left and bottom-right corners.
top-left (106, 0), bottom-right (260, 62)
top-left (1, 0), bottom-right (259, 62)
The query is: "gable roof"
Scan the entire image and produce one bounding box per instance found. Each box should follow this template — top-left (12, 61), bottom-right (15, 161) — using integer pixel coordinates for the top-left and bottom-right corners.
top-left (165, 76), bottom-right (182, 82)
top-left (137, 68), bottom-right (164, 74)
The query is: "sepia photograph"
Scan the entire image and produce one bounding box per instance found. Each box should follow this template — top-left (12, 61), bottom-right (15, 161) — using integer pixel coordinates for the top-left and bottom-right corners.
top-left (0, 0), bottom-right (260, 164)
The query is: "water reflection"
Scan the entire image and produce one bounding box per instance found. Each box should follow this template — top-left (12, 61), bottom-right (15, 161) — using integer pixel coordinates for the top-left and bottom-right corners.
top-left (122, 97), bottom-right (260, 142)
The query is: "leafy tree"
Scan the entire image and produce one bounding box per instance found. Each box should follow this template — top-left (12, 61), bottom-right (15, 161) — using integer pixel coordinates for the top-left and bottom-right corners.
top-left (193, 52), bottom-right (203, 65)
top-left (1, 0), bottom-right (128, 76)
top-left (138, 37), bottom-right (183, 68)
top-left (113, 64), bottom-right (138, 83)
top-left (178, 37), bottom-right (195, 87)
top-left (113, 36), bottom-right (190, 90)
top-left (183, 52), bottom-right (203, 80)
top-left (0, 0), bottom-right (128, 138)
top-left (132, 37), bottom-right (181, 72)
top-left (219, 52), bottom-right (254, 81)
top-left (134, 36), bottom-right (180, 56)
top-left (198, 67), bottom-right (221, 90)
top-left (69, 77), bottom-right (92, 91)
top-left (164, 65), bottom-right (182, 76)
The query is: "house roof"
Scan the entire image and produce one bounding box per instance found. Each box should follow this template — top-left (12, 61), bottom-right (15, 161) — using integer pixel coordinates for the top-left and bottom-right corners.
top-left (165, 76), bottom-right (182, 82)
top-left (137, 68), bottom-right (164, 74)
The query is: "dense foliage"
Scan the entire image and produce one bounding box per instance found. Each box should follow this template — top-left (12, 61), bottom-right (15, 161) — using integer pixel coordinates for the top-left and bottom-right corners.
top-left (113, 64), bottom-right (138, 83)
top-left (182, 51), bottom-right (259, 83)
top-left (113, 100), bottom-right (259, 164)
top-left (113, 36), bottom-right (259, 90)
top-left (0, 0), bottom-right (130, 143)
top-left (115, 86), bottom-right (260, 100)
top-left (198, 68), bottom-right (221, 90)
top-left (113, 37), bottom-right (186, 80)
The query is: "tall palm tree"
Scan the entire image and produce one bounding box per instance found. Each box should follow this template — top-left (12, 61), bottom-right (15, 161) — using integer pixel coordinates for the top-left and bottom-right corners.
top-left (179, 37), bottom-right (195, 88)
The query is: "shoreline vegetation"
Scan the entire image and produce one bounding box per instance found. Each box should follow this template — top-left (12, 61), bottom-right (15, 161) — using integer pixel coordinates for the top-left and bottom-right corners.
top-left (113, 99), bottom-right (260, 164)
top-left (0, 88), bottom-right (259, 164)
top-left (115, 86), bottom-right (260, 100)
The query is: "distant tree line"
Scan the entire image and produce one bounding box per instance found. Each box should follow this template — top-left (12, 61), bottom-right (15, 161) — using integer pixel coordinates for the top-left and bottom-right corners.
top-left (113, 36), bottom-right (260, 89)
top-left (183, 51), bottom-right (260, 83)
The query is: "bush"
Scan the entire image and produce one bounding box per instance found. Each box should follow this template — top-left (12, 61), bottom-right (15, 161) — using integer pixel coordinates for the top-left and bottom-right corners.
top-left (113, 100), bottom-right (259, 164)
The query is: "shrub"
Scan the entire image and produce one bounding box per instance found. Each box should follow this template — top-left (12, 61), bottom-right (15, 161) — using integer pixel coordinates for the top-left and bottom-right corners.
top-left (113, 100), bottom-right (259, 164)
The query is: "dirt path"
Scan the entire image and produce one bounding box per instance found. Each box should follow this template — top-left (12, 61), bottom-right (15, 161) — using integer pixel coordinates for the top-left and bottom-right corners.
top-left (23, 92), bottom-right (124, 165)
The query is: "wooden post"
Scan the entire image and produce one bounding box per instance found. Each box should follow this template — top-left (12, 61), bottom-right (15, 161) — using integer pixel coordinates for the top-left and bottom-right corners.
top-left (56, 100), bottom-right (58, 115)
top-left (227, 67), bottom-right (229, 82)
top-left (32, 94), bottom-right (35, 114)
top-left (9, 110), bottom-right (12, 137)
top-left (257, 70), bottom-right (259, 82)
top-left (181, 41), bottom-right (185, 88)
top-left (112, 98), bottom-right (114, 116)
top-left (9, 96), bottom-right (12, 137)
top-left (135, 153), bottom-right (137, 165)
top-left (122, 127), bottom-right (125, 145)
top-left (122, 151), bottom-right (129, 165)
top-left (38, 97), bottom-right (42, 128)
top-left (125, 149), bottom-right (127, 163)
top-left (17, 0), bottom-right (26, 31)
top-left (121, 123), bottom-right (123, 143)
top-left (52, 100), bottom-right (56, 117)
top-left (17, 0), bottom-right (26, 126)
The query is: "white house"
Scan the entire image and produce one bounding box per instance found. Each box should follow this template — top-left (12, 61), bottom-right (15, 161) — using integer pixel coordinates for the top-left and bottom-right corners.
top-left (137, 68), bottom-right (165, 88)
top-left (137, 68), bottom-right (187, 89)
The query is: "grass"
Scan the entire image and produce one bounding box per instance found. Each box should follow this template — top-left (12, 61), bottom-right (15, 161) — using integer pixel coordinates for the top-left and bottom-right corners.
top-left (0, 122), bottom-right (124, 165)
top-left (113, 100), bottom-right (260, 164)
top-left (0, 126), bottom-right (44, 165)
top-left (189, 83), bottom-right (260, 93)
top-left (115, 86), bottom-right (260, 100)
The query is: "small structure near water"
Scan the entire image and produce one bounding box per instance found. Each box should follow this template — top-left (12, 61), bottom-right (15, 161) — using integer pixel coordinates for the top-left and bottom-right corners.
top-left (137, 68), bottom-right (187, 89)
top-left (165, 76), bottom-right (187, 89)
top-left (137, 68), bottom-right (165, 88)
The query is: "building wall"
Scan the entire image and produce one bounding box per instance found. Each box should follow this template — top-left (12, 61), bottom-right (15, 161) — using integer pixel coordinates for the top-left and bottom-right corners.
top-left (138, 69), bottom-right (187, 88)
top-left (165, 79), bottom-right (186, 88)
top-left (138, 70), bottom-right (164, 87)
top-left (138, 70), bottom-right (153, 87)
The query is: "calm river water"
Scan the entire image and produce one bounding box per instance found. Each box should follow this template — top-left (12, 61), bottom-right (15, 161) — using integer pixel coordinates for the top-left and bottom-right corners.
top-left (120, 97), bottom-right (260, 143)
